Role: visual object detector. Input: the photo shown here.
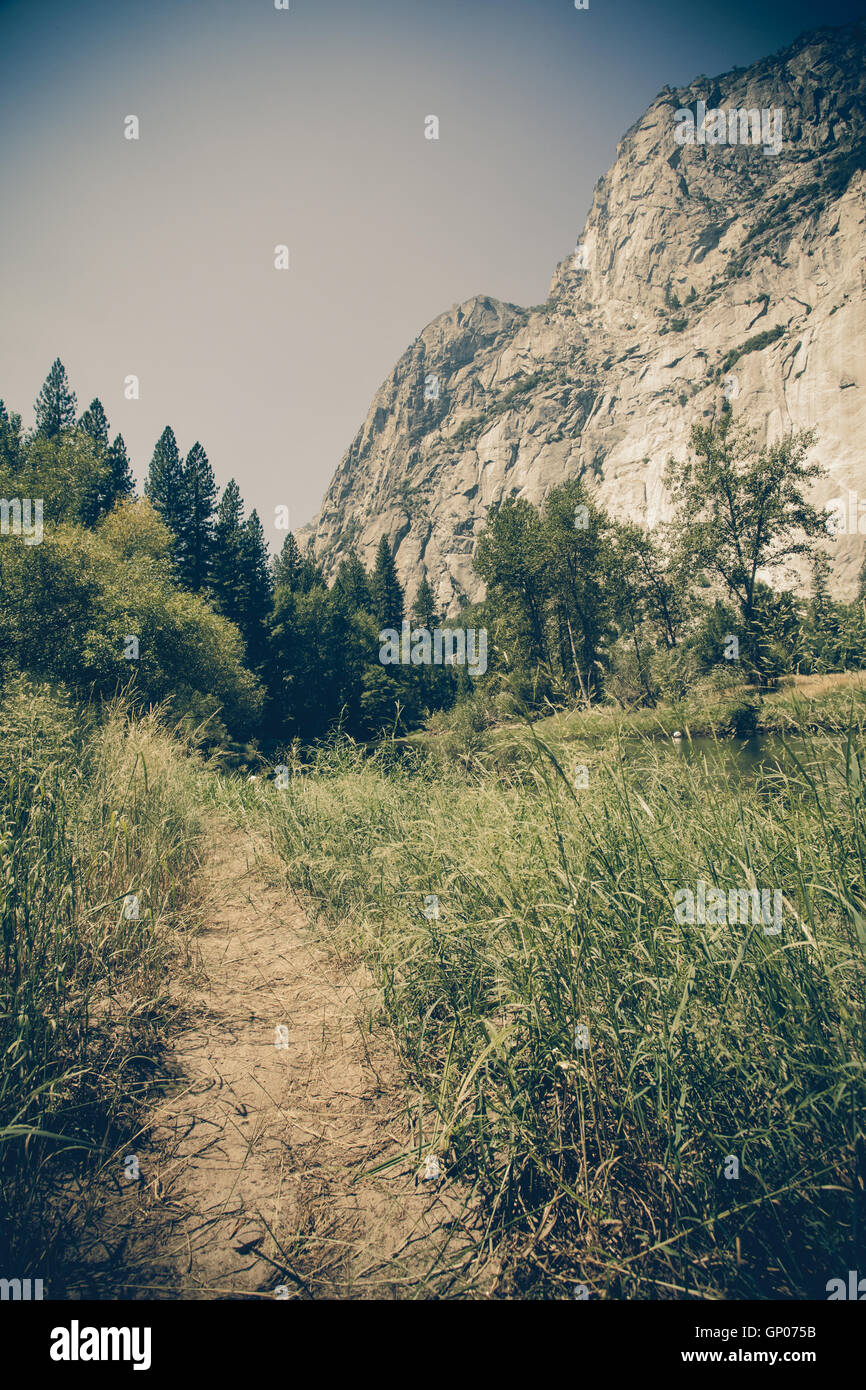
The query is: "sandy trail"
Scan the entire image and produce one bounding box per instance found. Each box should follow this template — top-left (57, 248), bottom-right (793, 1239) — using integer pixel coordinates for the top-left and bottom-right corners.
top-left (133, 824), bottom-right (483, 1299)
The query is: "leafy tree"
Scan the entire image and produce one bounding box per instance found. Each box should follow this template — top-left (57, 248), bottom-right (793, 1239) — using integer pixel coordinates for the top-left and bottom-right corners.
top-left (7, 430), bottom-right (114, 530)
top-left (34, 359), bottom-right (76, 438)
top-left (666, 416), bottom-right (824, 683)
top-left (0, 501), bottom-right (262, 739)
top-left (611, 521), bottom-right (682, 652)
top-left (369, 536), bottom-right (404, 629)
top-left (474, 498), bottom-right (550, 680)
top-left (541, 481), bottom-right (614, 701)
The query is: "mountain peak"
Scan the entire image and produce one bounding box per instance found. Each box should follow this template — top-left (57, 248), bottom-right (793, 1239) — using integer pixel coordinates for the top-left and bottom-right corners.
top-left (303, 23), bottom-right (866, 612)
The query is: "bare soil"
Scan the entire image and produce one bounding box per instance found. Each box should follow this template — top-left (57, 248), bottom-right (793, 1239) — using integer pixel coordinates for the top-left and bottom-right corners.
top-left (124, 825), bottom-right (488, 1299)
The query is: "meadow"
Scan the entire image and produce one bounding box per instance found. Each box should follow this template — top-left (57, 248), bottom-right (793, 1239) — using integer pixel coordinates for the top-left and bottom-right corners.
top-left (0, 680), bottom-right (205, 1291)
top-left (217, 692), bottom-right (866, 1298)
top-left (3, 675), bottom-right (864, 1298)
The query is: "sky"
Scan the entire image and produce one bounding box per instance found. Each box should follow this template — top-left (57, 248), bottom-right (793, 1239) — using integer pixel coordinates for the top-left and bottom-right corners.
top-left (1, 0), bottom-right (864, 545)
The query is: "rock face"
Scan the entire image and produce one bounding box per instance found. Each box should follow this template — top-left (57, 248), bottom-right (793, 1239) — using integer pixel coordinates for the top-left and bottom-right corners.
top-left (302, 22), bottom-right (866, 612)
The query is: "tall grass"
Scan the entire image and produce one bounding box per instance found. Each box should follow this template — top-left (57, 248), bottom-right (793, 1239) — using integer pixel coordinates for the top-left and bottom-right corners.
top-left (219, 721), bottom-right (866, 1298)
top-left (0, 680), bottom-right (206, 1291)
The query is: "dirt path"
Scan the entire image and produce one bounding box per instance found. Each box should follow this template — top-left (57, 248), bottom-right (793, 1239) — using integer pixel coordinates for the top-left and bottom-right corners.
top-left (132, 825), bottom-right (486, 1299)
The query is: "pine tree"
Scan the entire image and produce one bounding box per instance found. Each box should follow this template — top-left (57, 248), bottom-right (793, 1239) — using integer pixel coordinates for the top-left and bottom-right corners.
top-left (144, 426), bottom-right (186, 561)
top-left (34, 358), bottom-right (77, 437)
top-left (211, 484), bottom-right (273, 670)
top-left (298, 541), bottom-right (325, 594)
top-left (411, 570), bottom-right (438, 628)
top-left (370, 536), bottom-right (404, 629)
top-left (78, 398), bottom-right (109, 449)
top-left (106, 434), bottom-right (135, 504)
top-left (239, 510), bottom-right (274, 669)
top-left (145, 426), bottom-right (184, 516)
top-left (212, 479), bottom-right (246, 623)
top-left (333, 552), bottom-right (371, 613)
top-left (272, 532), bottom-right (303, 592)
top-left (77, 403), bottom-right (134, 523)
top-left (0, 401), bottom-right (25, 474)
top-left (180, 441), bottom-right (217, 589)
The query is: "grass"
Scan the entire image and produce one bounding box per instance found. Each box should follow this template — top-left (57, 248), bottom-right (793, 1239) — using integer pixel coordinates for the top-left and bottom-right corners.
top-left (218, 709), bottom-right (866, 1298)
top-left (6, 670), bottom-right (864, 1299)
top-left (0, 679), bottom-right (206, 1293)
top-left (415, 671), bottom-right (866, 761)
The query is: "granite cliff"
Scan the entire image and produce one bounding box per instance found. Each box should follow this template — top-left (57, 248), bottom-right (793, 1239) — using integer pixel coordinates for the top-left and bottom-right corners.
top-left (301, 23), bottom-right (866, 612)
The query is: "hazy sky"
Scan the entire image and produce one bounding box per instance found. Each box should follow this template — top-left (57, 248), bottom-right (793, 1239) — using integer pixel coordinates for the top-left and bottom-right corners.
top-left (1, 0), bottom-right (863, 544)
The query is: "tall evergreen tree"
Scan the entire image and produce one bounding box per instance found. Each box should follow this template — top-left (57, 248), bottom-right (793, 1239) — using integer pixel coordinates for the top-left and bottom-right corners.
top-left (106, 434), bottom-right (135, 505)
top-left (411, 570), bottom-right (438, 628)
top-left (78, 398), bottom-right (110, 449)
top-left (77, 403), bottom-right (135, 523)
top-left (34, 358), bottom-right (77, 437)
top-left (211, 483), bottom-right (273, 670)
top-left (298, 541), bottom-right (325, 594)
top-left (370, 536), bottom-right (404, 629)
top-left (238, 510), bottom-right (274, 670)
top-left (272, 532), bottom-right (303, 592)
top-left (144, 426), bottom-right (186, 561)
top-left (0, 401), bottom-right (25, 474)
top-left (333, 552), bottom-right (371, 613)
top-left (180, 441), bottom-right (217, 590)
top-left (212, 479), bottom-right (246, 622)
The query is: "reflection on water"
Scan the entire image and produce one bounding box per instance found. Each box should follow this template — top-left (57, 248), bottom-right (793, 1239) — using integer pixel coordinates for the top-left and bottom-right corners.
top-left (625, 732), bottom-right (814, 784)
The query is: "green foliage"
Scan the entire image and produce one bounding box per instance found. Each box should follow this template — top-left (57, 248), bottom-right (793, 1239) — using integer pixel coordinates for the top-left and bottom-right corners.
top-left (720, 323), bottom-right (784, 375)
top-left (179, 441), bottom-right (217, 590)
top-left (0, 682), bottom-right (206, 1285)
top-left (34, 358), bottom-right (76, 438)
top-left (272, 531), bottom-right (303, 591)
top-left (411, 570), bottom-right (438, 629)
top-left (1, 429), bottom-right (118, 530)
top-left (369, 536), bottom-right (404, 630)
top-left (334, 551), bottom-right (372, 613)
top-left (144, 426), bottom-right (185, 566)
top-left (665, 415), bottom-right (824, 683)
top-left (78, 398), bottom-right (109, 449)
top-left (0, 502), bottom-right (262, 741)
